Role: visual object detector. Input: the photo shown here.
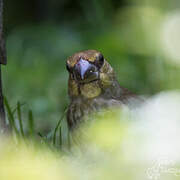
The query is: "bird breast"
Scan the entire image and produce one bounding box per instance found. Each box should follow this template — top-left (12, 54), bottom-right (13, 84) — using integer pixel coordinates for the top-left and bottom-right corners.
top-left (67, 96), bottom-right (122, 130)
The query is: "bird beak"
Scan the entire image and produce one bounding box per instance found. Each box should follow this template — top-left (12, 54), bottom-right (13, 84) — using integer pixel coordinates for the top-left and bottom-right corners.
top-left (74, 58), bottom-right (98, 83)
top-left (74, 58), bottom-right (91, 80)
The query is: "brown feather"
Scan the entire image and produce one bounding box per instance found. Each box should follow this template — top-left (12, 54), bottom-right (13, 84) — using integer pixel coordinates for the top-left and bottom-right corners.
top-left (66, 50), bottom-right (141, 130)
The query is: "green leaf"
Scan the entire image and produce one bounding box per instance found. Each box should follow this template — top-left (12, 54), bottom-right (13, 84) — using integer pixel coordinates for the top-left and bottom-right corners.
top-left (4, 97), bottom-right (19, 135)
top-left (17, 101), bottom-right (25, 138)
top-left (53, 108), bottom-right (67, 146)
top-left (28, 110), bottom-right (34, 137)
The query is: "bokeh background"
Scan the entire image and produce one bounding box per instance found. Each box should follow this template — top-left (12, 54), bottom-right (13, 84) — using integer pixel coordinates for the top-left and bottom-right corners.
top-left (2, 0), bottom-right (180, 132)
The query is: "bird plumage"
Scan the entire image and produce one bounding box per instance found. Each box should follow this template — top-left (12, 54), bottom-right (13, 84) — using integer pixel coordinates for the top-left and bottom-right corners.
top-left (66, 50), bottom-right (139, 130)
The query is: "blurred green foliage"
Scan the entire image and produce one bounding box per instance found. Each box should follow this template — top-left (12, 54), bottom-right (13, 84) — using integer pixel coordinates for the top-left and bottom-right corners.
top-left (2, 0), bottom-right (180, 132)
top-left (1, 100), bottom-right (180, 180)
top-left (1, 1), bottom-right (180, 179)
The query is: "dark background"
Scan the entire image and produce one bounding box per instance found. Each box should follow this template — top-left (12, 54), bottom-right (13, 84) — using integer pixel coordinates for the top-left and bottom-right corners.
top-left (3, 0), bottom-right (180, 132)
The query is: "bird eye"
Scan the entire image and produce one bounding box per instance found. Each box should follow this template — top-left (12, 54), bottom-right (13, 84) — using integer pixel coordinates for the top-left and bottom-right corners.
top-left (98, 53), bottom-right (104, 64)
top-left (66, 63), bottom-right (73, 73)
top-left (95, 53), bottom-right (104, 68)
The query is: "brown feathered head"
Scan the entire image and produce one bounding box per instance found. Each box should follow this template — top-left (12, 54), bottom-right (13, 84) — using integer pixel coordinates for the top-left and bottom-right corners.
top-left (66, 50), bottom-right (140, 130)
top-left (66, 50), bottom-right (115, 99)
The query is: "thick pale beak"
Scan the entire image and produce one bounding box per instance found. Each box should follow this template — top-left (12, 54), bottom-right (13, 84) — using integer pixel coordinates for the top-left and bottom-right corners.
top-left (74, 58), bottom-right (98, 83)
top-left (75, 59), bottom-right (90, 80)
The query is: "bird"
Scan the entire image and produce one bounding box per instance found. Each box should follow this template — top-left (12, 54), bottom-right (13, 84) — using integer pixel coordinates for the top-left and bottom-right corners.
top-left (66, 50), bottom-right (140, 130)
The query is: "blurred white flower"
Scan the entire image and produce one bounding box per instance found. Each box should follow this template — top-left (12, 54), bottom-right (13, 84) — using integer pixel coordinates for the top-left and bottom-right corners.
top-left (160, 12), bottom-right (180, 65)
top-left (135, 91), bottom-right (180, 163)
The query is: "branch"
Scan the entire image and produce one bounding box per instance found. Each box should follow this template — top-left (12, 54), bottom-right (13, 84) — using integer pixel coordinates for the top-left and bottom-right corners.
top-left (0, 0), bottom-right (8, 133)
top-left (0, 0), bottom-right (6, 65)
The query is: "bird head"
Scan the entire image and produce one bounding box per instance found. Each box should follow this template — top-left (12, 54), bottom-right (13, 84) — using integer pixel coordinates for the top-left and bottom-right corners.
top-left (66, 50), bottom-right (115, 99)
